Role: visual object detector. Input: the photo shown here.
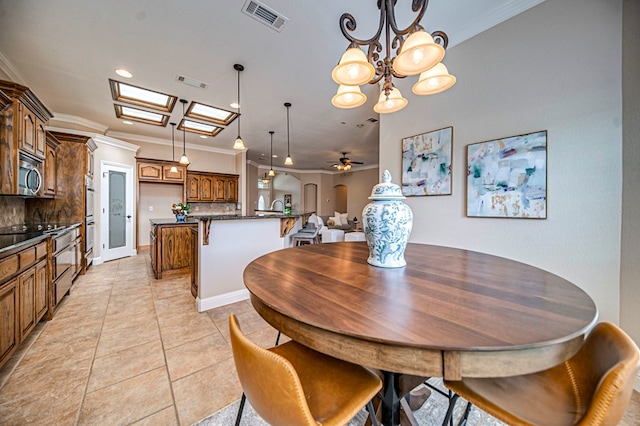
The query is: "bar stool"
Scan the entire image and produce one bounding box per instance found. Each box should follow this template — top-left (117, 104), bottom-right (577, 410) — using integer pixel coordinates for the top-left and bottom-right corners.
top-left (291, 226), bottom-right (320, 246)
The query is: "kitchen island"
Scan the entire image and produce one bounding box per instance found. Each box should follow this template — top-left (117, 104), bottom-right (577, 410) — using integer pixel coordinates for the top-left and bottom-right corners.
top-left (191, 212), bottom-right (310, 312)
top-left (149, 218), bottom-right (198, 279)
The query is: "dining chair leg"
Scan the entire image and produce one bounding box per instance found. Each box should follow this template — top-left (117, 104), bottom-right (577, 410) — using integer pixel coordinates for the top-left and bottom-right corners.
top-left (441, 392), bottom-right (459, 426)
top-left (234, 392), bottom-right (246, 426)
top-left (457, 400), bottom-right (472, 426)
top-left (366, 400), bottom-right (380, 426)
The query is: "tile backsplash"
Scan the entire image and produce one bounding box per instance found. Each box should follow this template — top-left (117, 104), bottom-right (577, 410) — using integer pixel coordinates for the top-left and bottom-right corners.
top-left (189, 202), bottom-right (239, 216)
top-left (0, 197), bottom-right (25, 227)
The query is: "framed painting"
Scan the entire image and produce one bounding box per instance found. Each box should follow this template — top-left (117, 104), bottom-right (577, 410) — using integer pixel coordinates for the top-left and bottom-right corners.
top-left (401, 126), bottom-right (453, 196)
top-left (466, 130), bottom-right (547, 219)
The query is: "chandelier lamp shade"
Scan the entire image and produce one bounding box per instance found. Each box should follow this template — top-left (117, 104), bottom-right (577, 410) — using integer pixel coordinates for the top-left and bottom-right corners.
top-left (331, 0), bottom-right (455, 114)
top-left (179, 99), bottom-right (190, 165)
top-left (268, 131), bottom-right (275, 177)
top-left (169, 122), bottom-right (178, 173)
top-left (232, 63), bottom-right (246, 150)
top-left (284, 102), bottom-right (293, 166)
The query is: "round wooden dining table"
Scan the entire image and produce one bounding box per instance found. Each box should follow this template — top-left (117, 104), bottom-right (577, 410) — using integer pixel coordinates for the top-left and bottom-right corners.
top-left (243, 242), bottom-right (598, 426)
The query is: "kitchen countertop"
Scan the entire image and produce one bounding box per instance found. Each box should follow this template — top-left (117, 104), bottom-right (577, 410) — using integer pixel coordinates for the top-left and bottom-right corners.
top-left (189, 212), bottom-right (312, 221)
top-left (149, 218), bottom-right (199, 226)
top-left (0, 222), bottom-right (82, 257)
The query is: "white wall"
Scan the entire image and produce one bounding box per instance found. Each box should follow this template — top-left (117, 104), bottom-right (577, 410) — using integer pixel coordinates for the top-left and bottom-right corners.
top-left (380, 0), bottom-right (623, 323)
top-left (333, 167), bottom-right (380, 221)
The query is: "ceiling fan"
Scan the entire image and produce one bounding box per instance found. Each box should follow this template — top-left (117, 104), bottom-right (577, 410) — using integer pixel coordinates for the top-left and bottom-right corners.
top-left (330, 152), bottom-right (364, 171)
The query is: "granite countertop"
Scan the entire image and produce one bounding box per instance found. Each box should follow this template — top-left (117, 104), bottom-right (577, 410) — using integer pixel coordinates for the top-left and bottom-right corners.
top-left (190, 211), bottom-right (312, 221)
top-left (149, 218), bottom-right (199, 226)
top-left (0, 233), bottom-right (50, 257)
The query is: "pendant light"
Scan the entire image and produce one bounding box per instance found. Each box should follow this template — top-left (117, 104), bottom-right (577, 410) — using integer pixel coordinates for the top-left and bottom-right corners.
top-left (232, 64), bottom-right (246, 150)
top-left (284, 102), bottom-right (293, 166)
top-left (261, 172), bottom-right (270, 185)
top-left (268, 131), bottom-right (275, 177)
top-left (169, 122), bottom-right (178, 173)
top-left (179, 99), bottom-right (190, 165)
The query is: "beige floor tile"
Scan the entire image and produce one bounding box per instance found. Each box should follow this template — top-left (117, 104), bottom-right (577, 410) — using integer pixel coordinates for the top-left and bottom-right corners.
top-left (95, 319), bottom-right (161, 358)
top-left (0, 385), bottom-right (84, 425)
top-left (0, 352), bottom-right (92, 404)
top-left (79, 367), bottom-right (174, 425)
top-left (131, 406), bottom-right (179, 426)
top-left (165, 333), bottom-right (232, 381)
top-left (172, 357), bottom-right (242, 425)
top-left (157, 312), bottom-right (217, 350)
top-left (206, 300), bottom-right (254, 323)
top-left (215, 309), bottom-right (273, 343)
top-left (87, 340), bottom-right (166, 392)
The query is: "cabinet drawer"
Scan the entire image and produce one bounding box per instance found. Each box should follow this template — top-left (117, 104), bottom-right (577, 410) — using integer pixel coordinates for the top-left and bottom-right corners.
top-left (18, 247), bottom-right (36, 269)
top-left (36, 242), bottom-right (47, 260)
top-left (0, 256), bottom-right (19, 284)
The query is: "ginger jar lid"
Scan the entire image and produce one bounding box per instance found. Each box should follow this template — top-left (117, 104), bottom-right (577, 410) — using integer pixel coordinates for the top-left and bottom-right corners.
top-left (369, 170), bottom-right (405, 200)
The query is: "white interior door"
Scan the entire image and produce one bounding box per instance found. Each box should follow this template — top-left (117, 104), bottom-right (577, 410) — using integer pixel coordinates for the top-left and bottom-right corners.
top-left (100, 162), bottom-right (134, 262)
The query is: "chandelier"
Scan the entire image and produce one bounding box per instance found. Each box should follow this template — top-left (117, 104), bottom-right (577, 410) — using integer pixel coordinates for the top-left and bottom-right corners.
top-left (331, 0), bottom-right (456, 114)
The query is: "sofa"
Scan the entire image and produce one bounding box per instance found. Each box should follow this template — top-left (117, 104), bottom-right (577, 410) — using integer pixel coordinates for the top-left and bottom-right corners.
top-left (320, 214), bottom-right (355, 231)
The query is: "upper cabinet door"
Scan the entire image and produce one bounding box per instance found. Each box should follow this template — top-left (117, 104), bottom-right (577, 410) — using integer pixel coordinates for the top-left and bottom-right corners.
top-left (187, 174), bottom-right (200, 201)
top-left (200, 175), bottom-right (214, 201)
top-left (18, 103), bottom-right (36, 155)
top-left (35, 119), bottom-right (46, 159)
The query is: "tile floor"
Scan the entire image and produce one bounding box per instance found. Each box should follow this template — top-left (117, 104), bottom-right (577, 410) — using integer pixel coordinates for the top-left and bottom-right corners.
top-left (0, 250), bottom-right (639, 425)
top-left (0, 250), bottom-right (279, 425)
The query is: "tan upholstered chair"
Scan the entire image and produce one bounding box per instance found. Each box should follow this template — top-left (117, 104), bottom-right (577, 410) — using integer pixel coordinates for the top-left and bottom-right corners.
top-left (229, 314), bottom-right (382, 426)
top-left (444, 322), bottom-right (640, 426)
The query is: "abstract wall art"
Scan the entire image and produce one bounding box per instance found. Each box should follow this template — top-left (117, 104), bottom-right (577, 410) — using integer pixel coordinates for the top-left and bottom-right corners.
top-left (401, 126), bottom-right (453, 196)
top-left (466, 130), bottom-right (547, 219)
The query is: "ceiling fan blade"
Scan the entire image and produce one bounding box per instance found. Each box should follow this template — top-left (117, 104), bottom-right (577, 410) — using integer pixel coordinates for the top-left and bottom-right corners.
top-left (351, 161), bottom-right (364, 164)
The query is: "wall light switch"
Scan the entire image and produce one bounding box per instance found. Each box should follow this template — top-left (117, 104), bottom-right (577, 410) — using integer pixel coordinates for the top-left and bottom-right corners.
top-left (149, 206), bottom-right (154, 211)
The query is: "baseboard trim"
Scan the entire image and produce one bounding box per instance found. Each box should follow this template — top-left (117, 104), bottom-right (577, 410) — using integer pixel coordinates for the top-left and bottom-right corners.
top-left (196, 289), bottom-right (250, 312)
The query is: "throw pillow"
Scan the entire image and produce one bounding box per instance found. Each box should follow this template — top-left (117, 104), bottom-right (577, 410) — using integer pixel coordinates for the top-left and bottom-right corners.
top-left (329, 215), bottom-right (342, 227)
top-left (340, 212), bottom-right (349, 224)
top-left (327, 218), bottom-right (336, 227)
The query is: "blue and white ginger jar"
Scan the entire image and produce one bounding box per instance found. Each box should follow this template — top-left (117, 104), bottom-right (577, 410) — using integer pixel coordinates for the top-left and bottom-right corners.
top-left (362, 170), bottom-right (413, 268)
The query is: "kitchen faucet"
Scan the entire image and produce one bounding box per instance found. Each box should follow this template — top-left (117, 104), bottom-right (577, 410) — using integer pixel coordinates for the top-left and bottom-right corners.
top-left (270, 199), bottom-right (284, 212)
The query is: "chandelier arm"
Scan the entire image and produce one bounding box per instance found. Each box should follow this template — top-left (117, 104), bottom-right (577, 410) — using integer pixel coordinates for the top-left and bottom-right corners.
top-left (431, 30), bottom-right (449, 49)
top-left (386, 0), bottom-right (428, 38)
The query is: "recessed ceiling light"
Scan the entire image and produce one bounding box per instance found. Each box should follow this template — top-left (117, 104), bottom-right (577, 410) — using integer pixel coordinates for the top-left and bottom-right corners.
top-left (122, 120), bottom-right (133, 125)
top-left (200, 135), bottom-right (208, 139)
top-left (272, 154), bottom-right (278, 158)
top-left (115, 69), bottom-right (132, 78)
top-left (230, 102), bottom-right (240, 109)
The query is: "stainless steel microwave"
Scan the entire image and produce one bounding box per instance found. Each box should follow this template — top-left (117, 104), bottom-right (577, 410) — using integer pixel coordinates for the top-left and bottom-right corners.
top-left (18, 155), bottom-right (42, 196)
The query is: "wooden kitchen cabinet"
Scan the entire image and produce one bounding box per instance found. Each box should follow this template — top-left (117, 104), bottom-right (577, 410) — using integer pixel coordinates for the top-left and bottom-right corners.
top-left (186, 171), bottom-right (215, 202)
top-left (137, 159), bottom-right (186, 183)
top-left (0, 238), bottom-right (49, 370)
top-left (214, 174), bottom-right (239, 203)
top-left (150, 222), bottom-right (194, 279)
top-left (18, 267), bottom-right (36, 341)
top-left (190, 226), bottom-right (198, 298)
top-left (0, 80), bottom-right (53, 195)
top-left (43, 132), bottom-right (59, 197)
top-left (0, 278), bottom-right (18, 367)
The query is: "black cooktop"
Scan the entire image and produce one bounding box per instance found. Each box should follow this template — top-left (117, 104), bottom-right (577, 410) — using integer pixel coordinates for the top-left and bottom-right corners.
top-left (0, 223), bottom-right (71, 235)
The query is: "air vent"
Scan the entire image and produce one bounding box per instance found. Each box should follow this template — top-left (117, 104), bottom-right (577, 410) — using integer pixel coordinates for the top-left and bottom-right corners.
top-left (367, 117), bottom-right (379, 123)
top-left (241, 0), bottom-right (289, 32)
top-left (176, 75), bottom-right (208, 89)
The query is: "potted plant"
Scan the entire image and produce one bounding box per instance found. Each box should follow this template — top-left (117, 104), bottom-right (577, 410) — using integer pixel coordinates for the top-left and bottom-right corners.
top-left (171, 202), bottom-right (191, 222)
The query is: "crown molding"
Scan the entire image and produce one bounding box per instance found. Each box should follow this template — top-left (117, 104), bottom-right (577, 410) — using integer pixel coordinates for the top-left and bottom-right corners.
top-left (0, 50), bottom-right (27, 84)
top-left (50, 112), bottom-right (109, 133)
top-left (106, 130), bottom-right (237, 156)
top-left (46, 126), bottom-right (140, 152)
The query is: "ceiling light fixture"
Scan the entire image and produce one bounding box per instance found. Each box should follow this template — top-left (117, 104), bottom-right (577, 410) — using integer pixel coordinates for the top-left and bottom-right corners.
top-left (179, 99), bottom-right (190, 165)
top-left (115, 69), bottom-right (132, 78)
top-left (261, 173), bottom-right (270, 185)
top-left (169, 122), bottom-right (178, 173)
top-left (233, 64), bottom-right (246, 150)
top-left (268, 131), bottom-right (275, 177)
top-left (331, 0), bottom-right (456, 114)
top-left (284, 102), bottom-right (293, 166)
